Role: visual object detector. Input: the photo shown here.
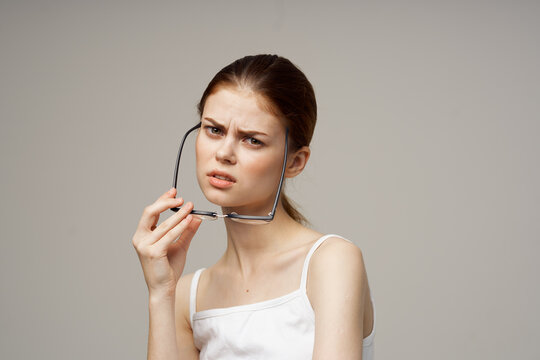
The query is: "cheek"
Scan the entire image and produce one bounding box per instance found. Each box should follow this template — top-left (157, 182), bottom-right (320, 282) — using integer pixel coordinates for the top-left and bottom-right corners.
top-left (195, 135), bottom-right (216, 159)
top-left (195, 137), bottom-right (209, 179)
top-left (242, 153), bottom-right (282, 186)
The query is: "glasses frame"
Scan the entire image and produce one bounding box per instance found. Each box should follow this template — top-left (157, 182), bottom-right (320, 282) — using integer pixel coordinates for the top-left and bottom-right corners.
top-left (170, 122), bottom-right (289, 223)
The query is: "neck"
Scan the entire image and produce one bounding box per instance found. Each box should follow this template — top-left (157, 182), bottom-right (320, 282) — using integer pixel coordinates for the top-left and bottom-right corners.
top-left (221, 203), bottom-right (305, 279)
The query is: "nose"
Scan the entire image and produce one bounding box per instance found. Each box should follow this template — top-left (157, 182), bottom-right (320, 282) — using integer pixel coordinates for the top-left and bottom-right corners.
top-left (215, 137), bottom-right (236, 164)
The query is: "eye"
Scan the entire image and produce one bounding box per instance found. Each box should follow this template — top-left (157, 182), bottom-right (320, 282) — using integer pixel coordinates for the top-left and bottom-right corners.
top-left (245, 136), bottom-right (263, 146)
top-left (205, 126), bottom-right (223, 136)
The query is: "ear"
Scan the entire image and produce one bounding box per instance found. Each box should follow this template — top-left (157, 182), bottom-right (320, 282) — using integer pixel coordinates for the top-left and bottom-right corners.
top-left (285, 146), bottom-right (311, 178)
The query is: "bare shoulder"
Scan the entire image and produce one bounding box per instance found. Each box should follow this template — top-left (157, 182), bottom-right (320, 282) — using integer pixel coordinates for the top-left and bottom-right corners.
top-left (307, 236), bottom-right (369, 310)
top-left (306, 236), bottom-right (373, 355)
top-left (311, 236), bottom-right (366, 271)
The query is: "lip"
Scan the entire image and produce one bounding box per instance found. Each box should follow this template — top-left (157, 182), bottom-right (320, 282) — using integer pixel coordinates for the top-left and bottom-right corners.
top-left (207, 169), bottom-right (237, 183)
top-left (207, 169), bottom-right (236, 189)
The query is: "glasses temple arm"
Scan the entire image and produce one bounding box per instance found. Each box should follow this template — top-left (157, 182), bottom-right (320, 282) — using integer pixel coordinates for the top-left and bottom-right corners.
top-left (172, 122), bottom-right (202, 189)
top-left (268, 127), bottom-right (289, 217)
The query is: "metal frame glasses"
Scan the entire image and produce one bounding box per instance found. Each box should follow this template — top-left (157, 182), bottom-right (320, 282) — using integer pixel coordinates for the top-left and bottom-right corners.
top-left (170, 122), bottom-right (289, 224)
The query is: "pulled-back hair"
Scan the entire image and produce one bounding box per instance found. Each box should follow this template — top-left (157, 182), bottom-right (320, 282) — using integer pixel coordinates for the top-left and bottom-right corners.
top-left (197, 55), bottom-right (317, 225)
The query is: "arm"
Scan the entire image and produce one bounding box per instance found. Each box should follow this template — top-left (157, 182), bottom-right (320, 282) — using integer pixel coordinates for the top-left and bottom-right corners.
top-left (309, 238), bottom-right (369, 360)
top-left (148, 290), bottom-right (180, 359)
top-left (174, 273), bottom-right (200, 358)
top-left (147, 272), bottom-right (200, 360)
top-left (131, 188), bottom-right (202, 359)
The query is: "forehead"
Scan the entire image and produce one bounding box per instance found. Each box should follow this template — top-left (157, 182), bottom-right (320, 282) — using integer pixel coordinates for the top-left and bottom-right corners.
top-left (202, 87), bottom-right (282, 132)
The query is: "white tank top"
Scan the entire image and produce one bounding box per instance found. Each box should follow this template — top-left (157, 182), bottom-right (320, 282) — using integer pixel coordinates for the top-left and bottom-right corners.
top-left (190, 234), bottom-right (376, 359)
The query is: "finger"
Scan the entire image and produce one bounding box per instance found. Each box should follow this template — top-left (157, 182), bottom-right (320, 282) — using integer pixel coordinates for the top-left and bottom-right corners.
top-left (155, 214), bottom-right (194, 251)
top-left (138, 197), bottom-right (184, 231)
top-left (159, 187), bottom-right (177, 200)
top-left (172, 215), bottom-right (202, 245)
top-left (137, 196), bottom-right (184, 231)
top-left (151, 201), bottom-right (194, 241)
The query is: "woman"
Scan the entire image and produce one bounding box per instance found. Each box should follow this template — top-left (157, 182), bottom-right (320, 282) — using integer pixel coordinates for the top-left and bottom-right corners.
top-left (132, 54), bottom-right (375, 359)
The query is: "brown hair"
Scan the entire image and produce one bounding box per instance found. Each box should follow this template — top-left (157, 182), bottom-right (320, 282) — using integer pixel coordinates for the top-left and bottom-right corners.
top-left (197, 54), bottom-right (317, 225)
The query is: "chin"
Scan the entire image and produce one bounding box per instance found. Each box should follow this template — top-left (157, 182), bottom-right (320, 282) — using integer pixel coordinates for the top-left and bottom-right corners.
top-left (201, 185), bottom-right (272, 212)
top-left (199, 184), bottom-right (239, 207)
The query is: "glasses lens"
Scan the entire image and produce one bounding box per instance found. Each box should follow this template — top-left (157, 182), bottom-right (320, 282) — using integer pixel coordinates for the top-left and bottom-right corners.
top-left (229, 217), bottom-right (271, 225)
top-left (194, 214), bottom-right (217, 221)
top-left (191, 210), bottom-right (218, 221)
top-left (227, 212), bottom-right (271, 225)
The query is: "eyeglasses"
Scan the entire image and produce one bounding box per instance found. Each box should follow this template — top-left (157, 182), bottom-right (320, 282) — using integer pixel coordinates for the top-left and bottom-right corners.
top-left (170, 122), bottom-right (289, 224)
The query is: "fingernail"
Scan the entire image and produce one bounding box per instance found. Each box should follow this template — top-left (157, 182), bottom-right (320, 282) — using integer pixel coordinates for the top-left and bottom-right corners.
top-left (186, 215), bottom-right (193, 222)
top-left (168, 187), bottom-right (175, 194)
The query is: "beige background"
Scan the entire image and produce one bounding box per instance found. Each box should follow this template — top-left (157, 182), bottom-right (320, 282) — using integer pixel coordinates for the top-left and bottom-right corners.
top-left (1, 1), bottom-right (539, 359)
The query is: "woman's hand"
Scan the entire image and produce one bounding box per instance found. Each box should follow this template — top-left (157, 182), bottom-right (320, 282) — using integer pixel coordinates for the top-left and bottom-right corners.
top-left (132, 188), bottom-right (202, 297)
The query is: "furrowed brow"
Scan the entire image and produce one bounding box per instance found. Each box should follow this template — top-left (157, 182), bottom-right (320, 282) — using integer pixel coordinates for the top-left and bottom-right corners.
top-left (202, 117), bottom-right (225, 128)
top-left (237, 129), bottom-right (269, 137)
top-left (203, 117), bottom-right (269, 137)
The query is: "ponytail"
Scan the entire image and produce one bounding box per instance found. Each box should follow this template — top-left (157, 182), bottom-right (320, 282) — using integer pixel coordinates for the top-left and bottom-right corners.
top-left (281, 192), bottom-right (309, 225)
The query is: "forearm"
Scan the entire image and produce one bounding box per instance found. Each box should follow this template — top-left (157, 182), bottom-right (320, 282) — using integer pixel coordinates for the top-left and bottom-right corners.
top-left (148, 291), bottom-right (179, 360)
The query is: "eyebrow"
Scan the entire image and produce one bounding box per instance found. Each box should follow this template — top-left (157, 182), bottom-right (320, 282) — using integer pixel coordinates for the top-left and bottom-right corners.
top-left (202, 117), bottom-right (269, 137)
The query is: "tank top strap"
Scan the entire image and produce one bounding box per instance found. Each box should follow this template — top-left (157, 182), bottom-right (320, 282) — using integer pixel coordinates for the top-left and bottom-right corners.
top-left (189, 267), bottom-right (206, 327)
top-left (300, 234), bottom-right (352, 292)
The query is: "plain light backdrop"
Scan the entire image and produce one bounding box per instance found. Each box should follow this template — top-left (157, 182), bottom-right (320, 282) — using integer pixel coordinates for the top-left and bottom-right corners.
top-left (1, 1), bottom-right (539, 359)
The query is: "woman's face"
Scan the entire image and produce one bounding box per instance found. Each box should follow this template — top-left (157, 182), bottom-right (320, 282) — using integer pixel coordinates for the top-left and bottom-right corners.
top-left (195, 86), bottom-right (287, 215)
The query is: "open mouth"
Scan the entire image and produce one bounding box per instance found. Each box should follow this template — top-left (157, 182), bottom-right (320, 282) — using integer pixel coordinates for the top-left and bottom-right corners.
top-left (213, 174), bottom-right (234, 182)
top-left (208, 170), bottom-right (236, 183)
top-left (208, 170), bottom-right (236, 188)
